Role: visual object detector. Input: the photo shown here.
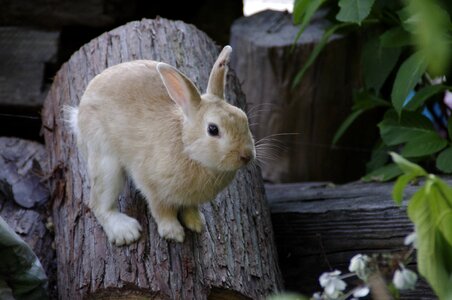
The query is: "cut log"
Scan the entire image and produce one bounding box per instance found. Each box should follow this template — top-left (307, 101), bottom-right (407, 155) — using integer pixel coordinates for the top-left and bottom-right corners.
top-left (266, 181), bottom-right (436, 299)
top-left (42, 18), bottom-right (283, 299)
top-left (0, 137), bottom-right (56, 298)
top-left (230, 10), bottom-right (377, 183)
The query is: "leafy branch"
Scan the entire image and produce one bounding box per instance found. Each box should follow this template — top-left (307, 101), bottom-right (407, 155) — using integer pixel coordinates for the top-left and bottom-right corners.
top-left (293, 0), bottom-right (452, 181)
top-left (391, 152), bottom-right (452, 299)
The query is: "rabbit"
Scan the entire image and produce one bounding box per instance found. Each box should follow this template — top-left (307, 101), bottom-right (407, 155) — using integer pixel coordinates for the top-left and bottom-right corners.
top-left (65, 46), bottom-right (255, 245)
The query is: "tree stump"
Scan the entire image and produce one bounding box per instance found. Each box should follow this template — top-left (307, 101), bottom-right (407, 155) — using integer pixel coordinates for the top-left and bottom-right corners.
top-left (42, 18), bottom-right (283, 299)
top-left (230, 10), bottom-right (376, 183)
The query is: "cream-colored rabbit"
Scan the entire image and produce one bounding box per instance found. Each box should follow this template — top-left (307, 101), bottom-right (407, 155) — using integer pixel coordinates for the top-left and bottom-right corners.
top-left (66, 46), bottom-right (255, 245)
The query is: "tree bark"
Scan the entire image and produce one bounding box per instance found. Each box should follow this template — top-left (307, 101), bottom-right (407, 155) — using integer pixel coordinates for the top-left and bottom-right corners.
top-left (266, 181), bottom-right (436, 299)
top-left (42, 18), bottom-right (283, 299)
top-left (230, 10), bottom-right (377, 183)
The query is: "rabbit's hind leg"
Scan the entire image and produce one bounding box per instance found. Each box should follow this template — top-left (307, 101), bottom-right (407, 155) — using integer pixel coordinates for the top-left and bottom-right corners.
top-left (87, 149), bottom-right (142, 246)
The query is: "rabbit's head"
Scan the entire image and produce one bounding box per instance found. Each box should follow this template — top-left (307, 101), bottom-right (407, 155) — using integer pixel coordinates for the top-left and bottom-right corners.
top-left (157, 46), bottom-right (255, 172)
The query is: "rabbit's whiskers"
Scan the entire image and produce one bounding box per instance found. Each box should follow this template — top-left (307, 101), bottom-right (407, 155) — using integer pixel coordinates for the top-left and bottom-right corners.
top-left (253, 133), bottom-right (299, 166)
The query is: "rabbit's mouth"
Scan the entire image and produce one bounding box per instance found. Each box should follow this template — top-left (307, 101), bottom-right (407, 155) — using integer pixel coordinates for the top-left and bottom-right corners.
top-left (217, 149), bottom-right (255, 171)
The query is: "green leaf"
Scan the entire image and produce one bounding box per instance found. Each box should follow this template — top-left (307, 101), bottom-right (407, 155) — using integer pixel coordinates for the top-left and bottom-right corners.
top-left (352, 90), bottom-right (390, 110)
top-left (406, 185), bottom-right (452, 299)
top-left (393, 173), bottom-right (415, 205)
top-left (438, 211), bottom-right (452, 247)
top-left (332, 109), bottom-right (364, 145)
top-left (292, 23), bottom-right (350, 88)
top-left (336, 0), bottom-right (376, 25)
top-left (366, 142), bottom-right (393, 172)
top-left (362, 163), bottom-right (402, 182)
top-left (401, 132), bottom-right (447, 158)
top-left (391, 51), bottom-right (428, 115)
top-left (404, 0), bottom-right (452, 76)
top-left (293, 0), bottom-right (327, 43)
top-left (389, 152), bottom-right (427, 176)
top-left (379, 110), bottom-right (435, 146)
top-left (436, 147), bottom-right (452, 173)
top-left (397, 6), bottom-right (418, 33)
top-left (435, 177), bottom-right (452, 210)
top-left (293, 0), bottom-right (310, 24)
top-left (407, 185), bottom-right (427, 222)
top-left (333, 91), bottom-right (390, 144)
top-left (406, 176), bottom-right (452, 298)
top-left (362, 36), bottom-right (401, 93)
top-left (380, 27), bottom-right (412, 48)
top-left (404, 84), bottom-right (449, 111)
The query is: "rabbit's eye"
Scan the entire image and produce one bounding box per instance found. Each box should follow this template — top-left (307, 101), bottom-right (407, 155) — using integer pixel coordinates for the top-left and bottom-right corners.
top-left (208, 123), bottom-right (219, 137)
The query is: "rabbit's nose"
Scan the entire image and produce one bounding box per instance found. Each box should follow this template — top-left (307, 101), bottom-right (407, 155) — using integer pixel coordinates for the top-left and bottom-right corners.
top-left (240, 154), bottom-right (251, 164)
top-left (240, 149), bottom-right (254, 164)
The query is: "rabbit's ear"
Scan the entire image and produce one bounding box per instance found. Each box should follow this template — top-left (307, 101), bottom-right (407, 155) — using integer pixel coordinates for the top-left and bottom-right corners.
top-left (206, 45), bottom-right (232, 98)
top-left (157, 63), bottom-right (201, 118)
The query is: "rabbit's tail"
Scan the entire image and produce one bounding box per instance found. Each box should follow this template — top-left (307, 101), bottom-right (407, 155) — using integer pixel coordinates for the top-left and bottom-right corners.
top-left (62, 105), bottom-right (80, 137)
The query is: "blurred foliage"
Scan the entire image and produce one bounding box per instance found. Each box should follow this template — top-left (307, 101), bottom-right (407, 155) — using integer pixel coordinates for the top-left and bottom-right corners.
top-left (0, 217), bottom-right (48, 299)
top-left (293, 0), bottom-right (452, 181)
top-left (392, 153), bottom-right (452, 299)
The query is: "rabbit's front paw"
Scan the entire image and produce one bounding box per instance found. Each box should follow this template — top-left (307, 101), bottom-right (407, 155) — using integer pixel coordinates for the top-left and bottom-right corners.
top-left (157, 220), bottom-right (185, 243)
top-left (181, 208), bottom-right (204, 233)
top-left (104, 213), bottom-right (142, 246)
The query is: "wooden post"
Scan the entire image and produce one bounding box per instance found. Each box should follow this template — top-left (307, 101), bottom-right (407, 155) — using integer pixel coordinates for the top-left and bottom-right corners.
top-left (42, 18), bottom-right (283, 299)
top-left (230, 10), bottom-right (376, 183)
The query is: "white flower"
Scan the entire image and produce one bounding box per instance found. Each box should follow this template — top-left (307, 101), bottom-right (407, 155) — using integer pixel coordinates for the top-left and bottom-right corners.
top-left (352, 286), bottom-right (370, 298)
top-left (393, 267), bottom-right (418, 290)
top-left (348, 254), bottom-right (370, 280)
top-left (404, 232), bottom-right (417, 248)
top-left (319, 270), bottom-right (347, 298)
top-left (312, 292), bottom-right (323, 300)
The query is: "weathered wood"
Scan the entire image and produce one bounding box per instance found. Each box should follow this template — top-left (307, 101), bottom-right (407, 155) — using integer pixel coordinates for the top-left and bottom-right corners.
top-left (266, 181), bottom-right (436, 299)
top-left (0, 0), bottom-right (132, 28)
top-left (230, 10), bottom-right (376, 183)
top-left (0, 137), bottom-right (56, 298)
top-left (0, 27), bottom-right (59, 108)
top-left (42, 18), bottom-right (283, 299)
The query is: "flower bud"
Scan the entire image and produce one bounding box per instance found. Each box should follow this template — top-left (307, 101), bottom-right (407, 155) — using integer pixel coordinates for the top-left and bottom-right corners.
top-left (319, 270), bottom-right (346, 298)
top-left (404, 232), bottom-right (417, 248)
top-left (353, 286), bottom-right (370, 298)
top-left (348, 254), bottom-right (370, 280)
top-left (393, 267), bottom-right (418, 290)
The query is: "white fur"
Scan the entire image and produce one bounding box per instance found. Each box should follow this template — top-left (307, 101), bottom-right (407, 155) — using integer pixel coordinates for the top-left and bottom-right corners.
top-left (62, 106), bottom-right (80, 137)
top-left (103, 212), bottom-right (142, 246)
top-left (157, 219), bottom-right (185, 243)
top-left (68, 46), bottom-right (255, 244)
